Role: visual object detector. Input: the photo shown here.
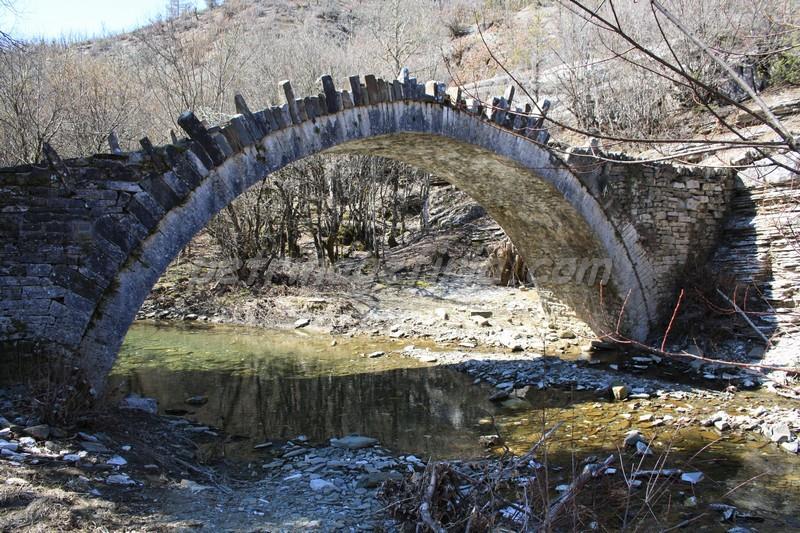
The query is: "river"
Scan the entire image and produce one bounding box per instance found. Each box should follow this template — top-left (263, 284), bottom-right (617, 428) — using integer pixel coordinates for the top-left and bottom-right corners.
top-left (110, 322), bottom-right (800, 530)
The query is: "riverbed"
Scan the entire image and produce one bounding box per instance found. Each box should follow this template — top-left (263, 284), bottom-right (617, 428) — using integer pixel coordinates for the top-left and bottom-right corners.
top-left (107, 322), bottom-right (800, 530)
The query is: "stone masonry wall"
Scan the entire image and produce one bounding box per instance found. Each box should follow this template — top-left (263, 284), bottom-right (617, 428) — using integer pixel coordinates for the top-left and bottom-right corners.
top-left (566, 147), bottom-right (734, 322)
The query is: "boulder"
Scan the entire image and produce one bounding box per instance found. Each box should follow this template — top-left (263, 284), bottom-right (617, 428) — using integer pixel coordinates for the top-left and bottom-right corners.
top-left (768, 422), bottom-right (792, 443)
top-left (23, 424), bottom-right (50, 440)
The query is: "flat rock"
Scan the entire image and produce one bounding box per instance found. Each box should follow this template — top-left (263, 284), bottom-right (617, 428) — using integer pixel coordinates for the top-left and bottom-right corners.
top-left (310, 478), bottom-right (337, 492)
top-left (120, 394), bottom-right (158, 415)
top-left (330, 435), bottom-right (378, 450)
top-left (500, 397), bottom-right (530, 411)
top-left (185, 396), bottom-right (208, 406)
top-left (80, 441), bottom-right (111, 453)
top-left (488, 390), bottom-right (510, 402)
top-left (0, 441), bottom-right (18, 452)
top-left (294, 318), bottom-right (311, 328)
top-left (106, 474), bottom-right (135, 486)
top-left (681, 471), bottom-right (704, 484)
top-left (107, 455), bottom-right (127, 466)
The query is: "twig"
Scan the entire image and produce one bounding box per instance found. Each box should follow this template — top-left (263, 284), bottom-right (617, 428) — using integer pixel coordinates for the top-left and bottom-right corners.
top-left (651, 0), bottom-right (797, 152)
top-left (661, 289), bottom-right (684, 352)
top-left (419, 464), bottom-right (446, 533)
top-left (541, 454), bottom-right (615, 529)
top-left (660, 512), bottom-right (708, 532)
top-left (603, 333), bottom-right (799, 374)
top-left (715, 288), bottom-right (771, 346)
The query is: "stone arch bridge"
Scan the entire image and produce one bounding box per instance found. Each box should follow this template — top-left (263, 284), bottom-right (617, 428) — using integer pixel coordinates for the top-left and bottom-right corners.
top-left (0, 72), bottom-right (733, 391)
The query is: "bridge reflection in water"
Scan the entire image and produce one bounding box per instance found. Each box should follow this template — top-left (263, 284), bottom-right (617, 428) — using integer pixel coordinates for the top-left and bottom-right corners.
top-left (108, 322), bottom-right (493, 459)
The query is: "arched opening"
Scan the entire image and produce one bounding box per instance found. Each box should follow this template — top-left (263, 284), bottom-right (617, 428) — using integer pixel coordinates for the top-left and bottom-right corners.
top-left (105, 149), bottom-right (606, 459)
top-left (77, 100), bottom-right (652, 392)
top-left (73, 101), bottom-right (651, 387)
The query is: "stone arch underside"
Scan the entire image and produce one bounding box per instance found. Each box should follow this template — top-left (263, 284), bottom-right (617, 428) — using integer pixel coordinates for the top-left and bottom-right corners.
top-left (73, 102), bottom-right (651, 390)
top-left (3, 84), bottom-right (738, 395)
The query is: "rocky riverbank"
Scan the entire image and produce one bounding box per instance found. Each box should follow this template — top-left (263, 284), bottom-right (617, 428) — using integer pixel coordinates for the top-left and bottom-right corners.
top-left (3, 338), bottom-right (799, 531)
top-left (0, 386), bottom-right (406, 531)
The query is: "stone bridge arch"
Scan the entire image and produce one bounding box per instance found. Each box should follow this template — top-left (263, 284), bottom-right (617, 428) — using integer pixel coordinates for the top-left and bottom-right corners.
top-left (0, 73), bottom-right (733, 391)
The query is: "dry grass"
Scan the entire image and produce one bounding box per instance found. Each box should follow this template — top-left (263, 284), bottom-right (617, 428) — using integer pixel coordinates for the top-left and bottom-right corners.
top-left (0, 485), bottom-right (85, 532)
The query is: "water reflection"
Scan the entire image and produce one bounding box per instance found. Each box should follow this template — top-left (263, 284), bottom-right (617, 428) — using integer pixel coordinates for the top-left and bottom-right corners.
top-left (109, 323), bottom-right (493, 458)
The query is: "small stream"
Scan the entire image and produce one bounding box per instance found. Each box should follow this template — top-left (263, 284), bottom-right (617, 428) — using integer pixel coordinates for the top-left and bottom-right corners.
top-left (111, 322), bottom-right (800, 530)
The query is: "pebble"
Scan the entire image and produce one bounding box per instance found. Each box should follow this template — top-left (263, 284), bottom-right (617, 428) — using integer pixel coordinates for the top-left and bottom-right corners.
top-left (611, 383), bottom-right (629, 401)
top-left (310, 478), bottom-right (337, 492)
top-left (479, 434), bottom-right (503, 447)
top-left (107, 455), bottom-right (128, 466)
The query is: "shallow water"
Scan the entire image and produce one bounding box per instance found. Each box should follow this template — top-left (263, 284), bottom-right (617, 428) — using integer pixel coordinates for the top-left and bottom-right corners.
top-left (111, 322), bottom-right (800, 530)
top-left (109, 322), bottom-right (494, 459)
